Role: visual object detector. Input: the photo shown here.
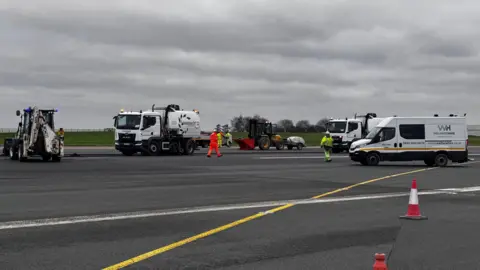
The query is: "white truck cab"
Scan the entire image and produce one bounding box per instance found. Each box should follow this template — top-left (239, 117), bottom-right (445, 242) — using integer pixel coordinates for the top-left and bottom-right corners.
top-left (349, 115), bottom-right (469, 166)
top-left (327, 113), bottom-right (384, 153)
top-left (327, 118), bottom-right (362, 152)
top-left (114, 110), bottom-right (165, 155)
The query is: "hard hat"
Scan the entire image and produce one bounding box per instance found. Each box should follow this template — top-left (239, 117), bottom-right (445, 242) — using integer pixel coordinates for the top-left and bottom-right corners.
top-left (325, 131), bottom-right (330, 135)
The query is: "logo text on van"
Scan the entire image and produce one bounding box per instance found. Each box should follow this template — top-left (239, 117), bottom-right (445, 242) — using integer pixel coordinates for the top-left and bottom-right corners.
top-left (438, 125), bottom-right (451, 131)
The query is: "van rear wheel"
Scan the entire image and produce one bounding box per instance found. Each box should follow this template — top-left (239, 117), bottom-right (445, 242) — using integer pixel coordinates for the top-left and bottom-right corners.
top-left (434, 153), bottom-right (448, 167)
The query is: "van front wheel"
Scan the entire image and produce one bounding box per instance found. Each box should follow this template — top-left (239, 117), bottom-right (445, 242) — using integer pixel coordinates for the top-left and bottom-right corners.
top-left (366, 153), bottom-right (380, 166)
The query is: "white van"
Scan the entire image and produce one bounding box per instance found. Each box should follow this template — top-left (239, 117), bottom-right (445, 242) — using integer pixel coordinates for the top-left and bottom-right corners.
top-left (349, 116), bottom-right (469, 166)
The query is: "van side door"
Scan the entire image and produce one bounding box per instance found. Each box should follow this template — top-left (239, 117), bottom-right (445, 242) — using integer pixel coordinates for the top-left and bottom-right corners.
top-left (366, 119), bottom-right (398, 161)
top-left (374, 126), bottom-right (398, 161)
top-left (397, 119), bottom-right (426, 161)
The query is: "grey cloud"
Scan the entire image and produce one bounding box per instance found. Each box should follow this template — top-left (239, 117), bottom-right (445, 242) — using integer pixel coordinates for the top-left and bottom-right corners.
top-left (1, 0), bottom-right (480, 128)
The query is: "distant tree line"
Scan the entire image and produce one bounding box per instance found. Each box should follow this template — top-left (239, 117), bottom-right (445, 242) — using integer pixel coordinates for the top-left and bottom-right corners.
top-left (230, 114), bottom-right (330, 132)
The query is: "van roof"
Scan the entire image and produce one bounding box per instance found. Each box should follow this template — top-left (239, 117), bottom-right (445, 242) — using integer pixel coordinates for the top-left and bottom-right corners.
top-left (377, 116), bottom-right (466, 127)
top-left (382, 116), bottom-right (466, 120)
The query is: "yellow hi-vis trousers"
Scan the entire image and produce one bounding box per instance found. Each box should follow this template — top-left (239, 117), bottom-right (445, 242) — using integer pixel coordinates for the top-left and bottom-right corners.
top-left (324, 146), bottom-right (332, 161)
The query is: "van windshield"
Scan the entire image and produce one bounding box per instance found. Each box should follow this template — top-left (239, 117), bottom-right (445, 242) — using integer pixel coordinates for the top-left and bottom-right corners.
top-left (365, 127), bottom-right (381, 139)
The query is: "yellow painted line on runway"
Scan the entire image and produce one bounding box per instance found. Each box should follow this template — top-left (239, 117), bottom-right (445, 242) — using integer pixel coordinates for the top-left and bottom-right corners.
top-left (102, 167), bottom-right (436, 269)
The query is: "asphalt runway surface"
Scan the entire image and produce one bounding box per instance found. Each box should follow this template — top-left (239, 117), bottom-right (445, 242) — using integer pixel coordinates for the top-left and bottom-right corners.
top-left (1, 149), bottom-right (480, 269)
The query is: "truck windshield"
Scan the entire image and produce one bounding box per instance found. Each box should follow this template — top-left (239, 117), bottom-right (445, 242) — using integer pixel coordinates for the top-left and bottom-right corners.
top-left (327, 121), bottom-right (346, 133)
top-left (365, 127), bottom-right (381, 139)
top-left (115, 115), bottom-right (141, 130)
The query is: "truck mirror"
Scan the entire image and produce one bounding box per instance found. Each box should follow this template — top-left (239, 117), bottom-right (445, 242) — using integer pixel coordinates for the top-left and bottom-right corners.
top-left (16, 110), bottom-right (20, 116)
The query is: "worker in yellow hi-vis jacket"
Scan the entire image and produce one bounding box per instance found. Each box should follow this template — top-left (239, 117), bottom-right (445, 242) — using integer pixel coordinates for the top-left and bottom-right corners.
top-left (217, 130), bottom-right (223, 148)
top-left (321, 131), bottom-right (333, 162)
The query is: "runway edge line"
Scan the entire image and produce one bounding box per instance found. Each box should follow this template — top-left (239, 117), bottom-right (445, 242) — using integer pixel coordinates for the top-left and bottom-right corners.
top-left (102, 167), bottom-right (436, 270)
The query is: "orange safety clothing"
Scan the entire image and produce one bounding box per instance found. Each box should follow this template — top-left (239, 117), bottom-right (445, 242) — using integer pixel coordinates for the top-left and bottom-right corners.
top-left (208, 132), bottom-right (222, 157)
top-left (210, 132), bottom-right (218, 145)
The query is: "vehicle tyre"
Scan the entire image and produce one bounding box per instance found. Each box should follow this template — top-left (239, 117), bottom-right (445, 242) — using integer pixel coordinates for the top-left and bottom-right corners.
top-left (259, 137), bottom-right (270, 150)
top-left (148, 141), bottom-right (161, 155)
top-left (52, 155), bottom-right (61, 162)
top-left (183, 139), bottom-right (196, 155)
top-left (360, 159), bottom-right (368, 166)
top-left (9, 146), bottom-right (18, 160)
top-left (42, 154), bottom-right (52, 161)
top-left (366, 152), bottom-right (380, 166)
top-left (287, 145), bottom-right (293, 150)
top-left (18, 145), bottom-right (27, 162)
top-left (434, 153), bottom-right (449, 167)
top-left (276, 141), bottom-right (284, 150)
top-left (297, 144), bottom-right (303, 150)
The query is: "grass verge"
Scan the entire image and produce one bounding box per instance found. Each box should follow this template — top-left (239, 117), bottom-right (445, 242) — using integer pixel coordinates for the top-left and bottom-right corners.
top-left (1, 132), bottom-right (479, 147)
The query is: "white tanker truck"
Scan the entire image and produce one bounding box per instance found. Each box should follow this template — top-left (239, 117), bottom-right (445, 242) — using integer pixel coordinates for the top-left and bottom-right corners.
top-left (326, 113), bottom-right (385, 153)
top-left (113, 104), bottom-right (208, 156)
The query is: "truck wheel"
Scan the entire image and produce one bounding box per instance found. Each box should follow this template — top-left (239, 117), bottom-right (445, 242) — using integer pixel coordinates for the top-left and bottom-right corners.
top-left (9, 147), bottom-right (18, 160)
top-left (434, 153), bottom-right (448, 167)
top-left (287, 145), bottom-right (293, 150)
top-left (366, 152), bottom-right (380, 166)
top-left (297, 144), bottom-right (303, 150)
top-left (259, 137), bottom-right (270, 150)
top-left (360, 159), bottom-right (368, 166)
top-left (148, 141), bottom-right (161, 155)
top-left (183, 139), bottom-right (195, 155)
top-left (18, 145), bottom-right (27, 162)
top-left (52, 155), bottom-right (61, 162)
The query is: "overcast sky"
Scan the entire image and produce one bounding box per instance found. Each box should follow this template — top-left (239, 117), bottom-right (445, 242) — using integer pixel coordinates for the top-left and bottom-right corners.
top-left (1, 0), bottom-right (480, 129)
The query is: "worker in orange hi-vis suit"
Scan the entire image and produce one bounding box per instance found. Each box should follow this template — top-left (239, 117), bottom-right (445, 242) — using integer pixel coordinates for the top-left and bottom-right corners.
top-left (207, 129), bottom-right (223, 158)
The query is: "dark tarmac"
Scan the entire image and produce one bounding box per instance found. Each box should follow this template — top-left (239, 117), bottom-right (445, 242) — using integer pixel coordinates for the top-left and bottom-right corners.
top-left (0, 149), bottom-right (480, 269)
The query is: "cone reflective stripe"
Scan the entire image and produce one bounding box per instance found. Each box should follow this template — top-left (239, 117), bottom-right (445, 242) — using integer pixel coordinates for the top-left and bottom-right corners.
top-left (400, 179), bottom-right (427, 220)
top-left (373, 253), bottom-right (388, 270)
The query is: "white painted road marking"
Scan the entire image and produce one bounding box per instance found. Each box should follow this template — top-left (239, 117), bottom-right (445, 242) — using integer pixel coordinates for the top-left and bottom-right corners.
top-left (1, 186), bottom-right (480, 230)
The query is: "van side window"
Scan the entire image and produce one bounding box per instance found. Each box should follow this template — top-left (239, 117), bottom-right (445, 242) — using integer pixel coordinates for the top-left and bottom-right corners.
top-left (399, 124), bottom-right (425, 139)
top-left (379, 127), bottom-right (395, 142)
top-left (348, 122), bottom-right (358, 132)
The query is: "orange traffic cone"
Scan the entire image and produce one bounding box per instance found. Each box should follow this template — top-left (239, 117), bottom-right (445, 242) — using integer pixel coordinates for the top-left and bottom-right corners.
top-left (373, 253), bottom-right (388, 270)
top-left (399, 179), bottom-right (427, 220)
